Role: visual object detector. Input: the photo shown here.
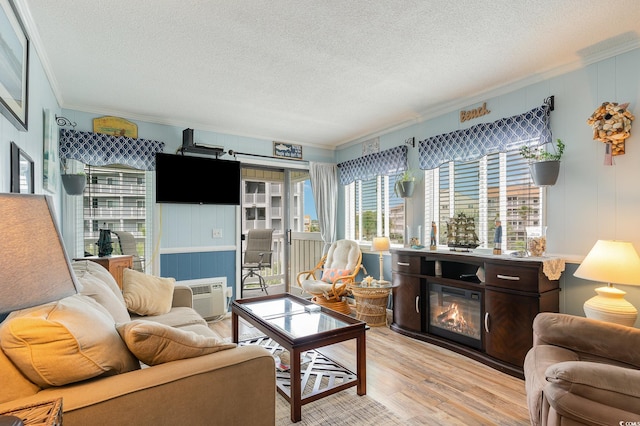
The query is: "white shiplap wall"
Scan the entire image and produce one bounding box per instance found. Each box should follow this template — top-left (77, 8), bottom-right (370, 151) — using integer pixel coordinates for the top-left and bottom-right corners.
top-left (336, 47), bottom-right (640, 326)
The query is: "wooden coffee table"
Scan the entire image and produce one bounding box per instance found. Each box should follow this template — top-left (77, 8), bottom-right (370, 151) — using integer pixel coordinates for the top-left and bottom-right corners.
top-left (232, 293), bottom-right (366, 422)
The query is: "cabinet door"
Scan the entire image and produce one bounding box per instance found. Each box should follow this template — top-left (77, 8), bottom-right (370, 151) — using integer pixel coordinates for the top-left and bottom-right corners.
top-left (392, 274), bottom-right (422, 332)
top-left (484, 288), bottom-right (539, 367)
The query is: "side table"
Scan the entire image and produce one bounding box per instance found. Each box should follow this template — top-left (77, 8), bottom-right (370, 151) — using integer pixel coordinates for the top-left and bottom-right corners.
top-left (75, 255), bottom-right (133, 289)
top-left (0, 398), bottom-right (62, 426)
top-left (350, 283), bottom-right (392, 327)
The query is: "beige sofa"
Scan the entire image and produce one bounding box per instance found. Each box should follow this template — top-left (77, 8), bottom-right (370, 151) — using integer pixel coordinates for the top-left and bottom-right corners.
top-left (0, 260), bottom-right (275, 425)
top-left (524, 312), bottom-right (640, 426)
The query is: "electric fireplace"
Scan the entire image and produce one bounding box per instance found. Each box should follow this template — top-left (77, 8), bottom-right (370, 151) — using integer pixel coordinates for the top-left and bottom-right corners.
top-left (428, 283), bottom-right (482, 349)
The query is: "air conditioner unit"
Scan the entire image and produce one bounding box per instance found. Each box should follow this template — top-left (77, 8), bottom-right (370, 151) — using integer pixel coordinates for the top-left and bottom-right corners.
top-left (177, 277), bottom-right (228, 320)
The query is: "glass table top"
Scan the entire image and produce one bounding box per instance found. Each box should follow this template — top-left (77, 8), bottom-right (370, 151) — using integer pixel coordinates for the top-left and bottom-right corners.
top-left (238, 296), bottom-right (353, 339)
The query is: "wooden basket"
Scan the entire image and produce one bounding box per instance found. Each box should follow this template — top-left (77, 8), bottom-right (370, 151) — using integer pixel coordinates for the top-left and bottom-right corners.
top-left (310, 296), bottom-right (352, 315)
top-left (350, 287), bottom-right (391, 327)
top-left (0, 398), bottom-right (63, 426)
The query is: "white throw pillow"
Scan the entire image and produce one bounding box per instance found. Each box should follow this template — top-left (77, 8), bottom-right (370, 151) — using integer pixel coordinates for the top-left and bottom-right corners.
top-left (116, 320), bottom-right (236, 366)
top-left (0, 294), bottom-right (140, 387)
top-left (122, 269), bottom-right (175, 316)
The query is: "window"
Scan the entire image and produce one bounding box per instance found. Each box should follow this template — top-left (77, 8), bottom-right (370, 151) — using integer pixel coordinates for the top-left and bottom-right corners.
top-left (345, 175), bottom-right (405, 245)
top-left (425, 150), bottom-right (542, 251)
top-left (341, 146), bottom-right (408, 245)
top-left (78, 165), bottom-right (150, 270)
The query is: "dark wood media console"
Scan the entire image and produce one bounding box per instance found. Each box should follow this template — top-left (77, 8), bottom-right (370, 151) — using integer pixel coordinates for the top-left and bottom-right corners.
top-left (390, 249), bottom-right (560, 378)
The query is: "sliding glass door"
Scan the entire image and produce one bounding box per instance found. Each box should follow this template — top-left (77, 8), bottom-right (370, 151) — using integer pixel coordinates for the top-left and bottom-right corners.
top-left (240, 166), bottom-right (316, 297)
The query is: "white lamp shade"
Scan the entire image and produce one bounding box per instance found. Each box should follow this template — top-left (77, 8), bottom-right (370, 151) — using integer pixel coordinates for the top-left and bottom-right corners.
top-left (574, 240), bottom-right (640, 285)
top-left (372, 237), bottom-right (390, 252)
top-left (574, 240), bottom-right (640, 326)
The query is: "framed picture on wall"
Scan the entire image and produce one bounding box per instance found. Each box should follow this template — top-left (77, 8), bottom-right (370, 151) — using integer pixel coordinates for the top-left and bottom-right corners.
top-left (0, 0), bottom-right (29, 131)
top-left (273, 141), bottom-right (303, 160)
top-left (10, 141), bottom-right (34, 193)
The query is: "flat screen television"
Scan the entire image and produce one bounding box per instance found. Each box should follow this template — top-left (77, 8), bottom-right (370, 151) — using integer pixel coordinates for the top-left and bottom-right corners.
top-left (155, 153), bottom-right (241, 205)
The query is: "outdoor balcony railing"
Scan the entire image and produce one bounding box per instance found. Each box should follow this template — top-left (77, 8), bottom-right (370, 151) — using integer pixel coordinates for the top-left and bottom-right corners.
top-left (241, 231), bottom-right (324, 290)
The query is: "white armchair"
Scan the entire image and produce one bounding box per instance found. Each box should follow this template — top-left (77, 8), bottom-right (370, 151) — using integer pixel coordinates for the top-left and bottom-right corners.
top-left (296, 239), bottom-right (362, 315)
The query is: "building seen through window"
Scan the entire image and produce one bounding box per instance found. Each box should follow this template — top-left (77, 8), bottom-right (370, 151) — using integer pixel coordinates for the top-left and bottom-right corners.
top-left (80, 165), bottom-right (148, 269)
top-left (345, 150), bottom-right (542, 251)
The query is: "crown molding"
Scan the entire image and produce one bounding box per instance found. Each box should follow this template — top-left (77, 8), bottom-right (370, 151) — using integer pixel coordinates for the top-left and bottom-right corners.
top-left (337, 40), bottom-right (640, 150)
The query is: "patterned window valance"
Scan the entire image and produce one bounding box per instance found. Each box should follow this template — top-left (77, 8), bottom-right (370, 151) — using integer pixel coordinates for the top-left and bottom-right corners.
top-left (418, 103), bottom-right (552, 170)
top-left (59, 129), bottom-right (165, 171)
top-left (338, 145), bottom-right (407, 185)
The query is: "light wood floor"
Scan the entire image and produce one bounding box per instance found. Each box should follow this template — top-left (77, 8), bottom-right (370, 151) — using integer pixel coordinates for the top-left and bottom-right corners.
top-left (209, 314), bottom-right (530, 425)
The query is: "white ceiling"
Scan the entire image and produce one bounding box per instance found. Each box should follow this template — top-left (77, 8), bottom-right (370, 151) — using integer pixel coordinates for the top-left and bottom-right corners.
top-left (18, 1), bottom-right (640, 148)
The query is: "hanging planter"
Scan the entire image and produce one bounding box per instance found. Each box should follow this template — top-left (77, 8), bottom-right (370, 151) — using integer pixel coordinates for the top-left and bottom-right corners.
top-left (395, 180), bottom-right (415, 198)
top-left (61, 173), bottom-right (86, 195)
top-left (394, 170), bottom-right (417, 198)
top-left (529, 161), bottom-right (560, 186)
top-left (520, 139), bottom-right (565, 187)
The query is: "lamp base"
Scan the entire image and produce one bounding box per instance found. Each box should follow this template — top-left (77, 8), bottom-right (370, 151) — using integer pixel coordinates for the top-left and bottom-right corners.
top-left (583, 285), bottom-right (638, 327)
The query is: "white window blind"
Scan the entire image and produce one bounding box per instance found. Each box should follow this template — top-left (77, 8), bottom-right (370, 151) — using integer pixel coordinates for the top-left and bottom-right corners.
top-left (426, 151), bottom-right (541, 251)
top-left (345, 176), bottom-right (405, 245)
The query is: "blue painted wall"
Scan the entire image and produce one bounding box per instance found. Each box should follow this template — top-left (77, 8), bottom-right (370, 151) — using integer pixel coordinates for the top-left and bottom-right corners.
top-left (58, 109), bottom-right (335, 291)
top-left (160, 251), bottom-right (236, 283)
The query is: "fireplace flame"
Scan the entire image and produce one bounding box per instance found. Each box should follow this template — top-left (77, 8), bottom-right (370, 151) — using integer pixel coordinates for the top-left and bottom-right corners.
top-left (436, 303), bottom-right (474, 336)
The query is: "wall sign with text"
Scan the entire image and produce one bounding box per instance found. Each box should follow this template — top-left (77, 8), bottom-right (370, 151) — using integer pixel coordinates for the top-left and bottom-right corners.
top-left (273, 142), bottom-right (303, 160)
top-left (460, 102), bottom-right (491, 123)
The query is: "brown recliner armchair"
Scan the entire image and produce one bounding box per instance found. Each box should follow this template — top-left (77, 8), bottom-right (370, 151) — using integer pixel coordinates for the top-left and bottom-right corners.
top-left (524, 313), bottom-right (640, 425)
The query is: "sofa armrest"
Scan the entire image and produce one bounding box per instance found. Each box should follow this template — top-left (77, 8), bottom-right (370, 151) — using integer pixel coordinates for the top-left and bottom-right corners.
top-left (0, 345), bottom-right (275, 426)
top-left (532, 313), bottom-right (640, 367)
top-left (172, 285), bottom-right (193, 308)
top-left (544, 361), bottom-right (640, 422)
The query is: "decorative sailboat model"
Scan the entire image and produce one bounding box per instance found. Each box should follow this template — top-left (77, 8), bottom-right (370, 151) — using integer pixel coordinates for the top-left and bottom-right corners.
top-left (446, 212), bottom-right (480, 252)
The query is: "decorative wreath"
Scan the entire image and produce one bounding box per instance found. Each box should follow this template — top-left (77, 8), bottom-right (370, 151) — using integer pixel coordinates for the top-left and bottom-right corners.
top-left (586, 102), bottom-right (634, 156)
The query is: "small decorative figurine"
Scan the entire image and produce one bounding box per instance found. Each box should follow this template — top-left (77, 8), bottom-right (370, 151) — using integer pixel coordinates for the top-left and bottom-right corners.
top-left (493, 220), bottom-right (502, 255)
top-left (430, 221), bottom-right (437, 250)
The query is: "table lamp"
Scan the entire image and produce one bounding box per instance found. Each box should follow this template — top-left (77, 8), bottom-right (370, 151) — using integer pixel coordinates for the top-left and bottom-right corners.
top-left (573, 240), bottom-right (640, 326)
top-left (0, 194), bottom-right (79, 314)
top-left (372, 237), bottom-right (390, 283)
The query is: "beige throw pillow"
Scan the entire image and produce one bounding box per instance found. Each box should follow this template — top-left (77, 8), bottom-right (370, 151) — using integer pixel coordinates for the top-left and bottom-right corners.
top-left (0, 294), bottom-right (140, 387)
top-left (117, 320), bottom-right (236, 366)
top-left (122, 269), bottom-right (175, 316)
top-left (74, 260), bottom-right (130, 323)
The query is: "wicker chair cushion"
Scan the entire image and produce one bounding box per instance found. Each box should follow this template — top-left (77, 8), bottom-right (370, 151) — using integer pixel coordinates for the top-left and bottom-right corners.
top-left (324, 240), bottom-right (360, 271)
top-left (301, 280), bottom-right (336, 295)
top-left (320, 268), bottom-right (351, 283)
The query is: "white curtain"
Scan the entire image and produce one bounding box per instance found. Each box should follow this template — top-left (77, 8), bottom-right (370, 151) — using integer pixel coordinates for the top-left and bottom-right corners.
top-left (309, 162), bottom-right (338, 254)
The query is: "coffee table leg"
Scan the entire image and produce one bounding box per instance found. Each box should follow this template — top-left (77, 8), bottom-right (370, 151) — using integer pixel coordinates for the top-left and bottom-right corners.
top-left (357, 332), bottom-right (366, 395)
top-left (290, 348), bottom-right (302, 422)
top-left (231, 312), bottom-right (239, 343)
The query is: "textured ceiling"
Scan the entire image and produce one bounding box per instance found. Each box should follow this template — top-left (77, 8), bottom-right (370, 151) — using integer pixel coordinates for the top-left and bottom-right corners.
top-left (18, 0), bottom-right (640, 148)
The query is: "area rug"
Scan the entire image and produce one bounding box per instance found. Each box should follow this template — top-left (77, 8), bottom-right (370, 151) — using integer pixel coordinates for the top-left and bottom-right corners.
top-left (275, 391), bottom-right (405, 426)
top-left (238, 336), bottom-right (406, 425)
top-left (211, 321), bottom-right (407, 425)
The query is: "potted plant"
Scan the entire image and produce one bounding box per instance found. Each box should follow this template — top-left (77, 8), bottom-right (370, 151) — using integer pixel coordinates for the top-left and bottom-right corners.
top-left (61, 160), bottom-right (87, 195)
top-left (519, 139), bottom-right (565, 186)
top-left (394, 170), bottom-right (417, 198)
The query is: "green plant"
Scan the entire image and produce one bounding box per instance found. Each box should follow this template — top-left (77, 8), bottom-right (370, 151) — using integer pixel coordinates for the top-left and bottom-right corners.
top-left (396, 170), bottom-right (416, 183)
top-left (60, 158), bottom-right (86, 175)
top-left (519, 139), bottom-right (565, 162)
top-left (394, 170), bottom-right (418, 197)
